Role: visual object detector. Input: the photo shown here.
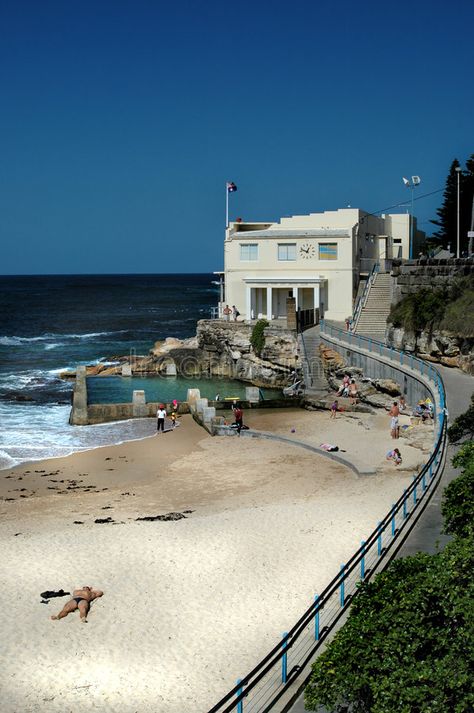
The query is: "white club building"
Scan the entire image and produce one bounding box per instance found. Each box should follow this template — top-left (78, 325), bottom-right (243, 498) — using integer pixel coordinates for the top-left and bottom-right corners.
top-left (217, 208), bottom-right (424, 323)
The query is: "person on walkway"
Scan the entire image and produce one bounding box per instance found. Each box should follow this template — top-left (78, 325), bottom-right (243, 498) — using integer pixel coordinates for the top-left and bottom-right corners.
top-left (232, 305), bottom-right (240, 321)
top-left (330, 399), bottom-right (338, 419)
top-left (157, 404), bottom-right (167, 432)
top-left (223, 305), bottom-right (231, 321)
top-left (51, 586), bottom-right (103, 623)
top-left (389, 401), bottom-right (400, 438)
top-left (170, 412), bottom-right (177, 428)
top-left (386, 448), bottom-right (402, 465)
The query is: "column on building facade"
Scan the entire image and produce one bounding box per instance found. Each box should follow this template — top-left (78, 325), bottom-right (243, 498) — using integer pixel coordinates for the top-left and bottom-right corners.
top-left (313, 284), bottom-right (320, 313)
top-left (246, 286), bottom-right (251, 320)
top-left (266, 286), bottom-right (272, 321)
top-left (292, 286), bottom-right (299, 311)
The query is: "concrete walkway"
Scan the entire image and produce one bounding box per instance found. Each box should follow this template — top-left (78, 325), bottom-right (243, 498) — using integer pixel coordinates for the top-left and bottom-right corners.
top-left (288, 364), bottom-right (474, 713)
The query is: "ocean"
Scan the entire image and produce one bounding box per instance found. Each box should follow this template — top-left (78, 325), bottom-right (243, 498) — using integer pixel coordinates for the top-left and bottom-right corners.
top-left (0, 274), bottom-right (275, 470)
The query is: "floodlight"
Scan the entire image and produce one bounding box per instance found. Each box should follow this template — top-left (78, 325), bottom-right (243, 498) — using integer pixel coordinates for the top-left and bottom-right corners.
top-left (402, 177), bottom-right (410, 186)
top-left (412, 176), bottom-right (421, 185)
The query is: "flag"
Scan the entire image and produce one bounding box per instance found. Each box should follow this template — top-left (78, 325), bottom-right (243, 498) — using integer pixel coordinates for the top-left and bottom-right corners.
top-left (226, 182), bottom-right (237, 193)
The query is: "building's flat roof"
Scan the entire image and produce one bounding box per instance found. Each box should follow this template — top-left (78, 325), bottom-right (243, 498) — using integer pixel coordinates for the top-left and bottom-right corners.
top-left (231, 229), bottom-right (350, 239)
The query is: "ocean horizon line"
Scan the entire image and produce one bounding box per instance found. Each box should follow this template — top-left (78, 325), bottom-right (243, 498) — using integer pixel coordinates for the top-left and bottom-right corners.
top-left (0, 271), bottom-right (219, 278)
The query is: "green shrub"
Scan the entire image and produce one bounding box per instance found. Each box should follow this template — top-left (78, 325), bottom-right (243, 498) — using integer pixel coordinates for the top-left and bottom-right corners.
top-left (250, 319), bottom-right (268, 356)
top-left (305, 535), bottom-right (474, 712)
top-left (448, 394), bottom-right (474, 443)
top-left (388, 275), bottom-right (474, 338)
top-left (442, 442), bottom-right (474, 538)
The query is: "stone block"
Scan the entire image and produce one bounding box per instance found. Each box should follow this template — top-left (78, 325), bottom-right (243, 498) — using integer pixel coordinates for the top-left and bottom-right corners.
top-left (196, 398), bottom-right (208, 414)
top-left (203, 406), bottom-right (216, 423)
top-left (165, 362), bottom-right (177, 376)
top-left (122, 364), bottom-right (132, 377)
top-left (132, 390), bottom-right (147, 417)
top-left (246, 387), bottom-right (260, 403)
top-left (187, 388), bottom-right (201, 404)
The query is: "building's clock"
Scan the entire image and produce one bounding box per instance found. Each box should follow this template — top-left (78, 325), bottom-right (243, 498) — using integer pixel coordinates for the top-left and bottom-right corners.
top-left (300, 243), bottom-right (315, 259)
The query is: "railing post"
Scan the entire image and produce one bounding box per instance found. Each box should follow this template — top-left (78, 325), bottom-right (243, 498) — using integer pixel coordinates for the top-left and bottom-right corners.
top-left (391, 505), bottom-right (396, 536)
top-left (421, 360), bottom-right (424, 375)
top-left (281, 633), bottom-right (288, 684)
top-left (422, 471), bottom-right (426, 491)
top-left (410, 355), bottom-right (414, 370)
top-left (403, 489), bottom-right (407, 518)
top-left (314, 595), bottom-right (320, 641)
top-left (236, 679), bottom-right (243, 713)
top-left (377, 522), bottom-right (382, 556)
top-left (360, 540), bottom-right (366, 580)
top-left (379, 342), bottom-right (383, 356)
top-left (429, 463), bottom-right (433, 479)
top-left (339, 564), bottom-right (345, 607)
top-left (413, 475), bottom-right (417, 505)
top-left (368, 338), bottom-right (372, 352)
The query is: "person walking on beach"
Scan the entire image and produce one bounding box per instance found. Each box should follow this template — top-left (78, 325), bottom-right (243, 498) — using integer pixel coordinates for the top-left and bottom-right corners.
top-left (389, 401), bottom-right (400, 439)
top-left (330, 399), bottom-right (338, 419)
top-left (157, 404), bottom-right (167, 432)
top-left (50, 586), bottom-right (103, 623)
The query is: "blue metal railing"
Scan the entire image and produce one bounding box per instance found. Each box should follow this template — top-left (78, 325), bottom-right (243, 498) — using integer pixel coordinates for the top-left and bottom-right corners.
top-left (208, 323), bottom-right (447, 713)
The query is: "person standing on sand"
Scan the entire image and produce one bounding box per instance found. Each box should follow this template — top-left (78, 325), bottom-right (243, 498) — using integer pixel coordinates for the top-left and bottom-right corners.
top-left (330, 399), bottom-right (338, 419)
top-left (51, 586), bottom-right (103, 623)
top-left (157, 404), bottom-right (167, 432)
top-left (389, 401), bottom-right (400, 439)
top-left (349, 379), bottom-right (358, 405)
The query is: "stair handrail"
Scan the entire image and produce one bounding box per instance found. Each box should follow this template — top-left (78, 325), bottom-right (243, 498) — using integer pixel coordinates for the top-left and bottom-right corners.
top-left (352, 262), bottom-right (379, 332)
top-left (298, 332), bottom-right (312, 387)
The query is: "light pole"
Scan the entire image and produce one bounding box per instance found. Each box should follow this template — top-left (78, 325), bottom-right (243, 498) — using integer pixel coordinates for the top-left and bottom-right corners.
top-left (455, 166), bottom-right (462, 258)
top-left (402, 175), bottom-right (421, 259)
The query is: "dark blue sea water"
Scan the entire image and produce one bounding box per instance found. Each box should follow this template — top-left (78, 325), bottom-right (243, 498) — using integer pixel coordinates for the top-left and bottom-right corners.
top-left (0, 274), bottom-right (276, 469)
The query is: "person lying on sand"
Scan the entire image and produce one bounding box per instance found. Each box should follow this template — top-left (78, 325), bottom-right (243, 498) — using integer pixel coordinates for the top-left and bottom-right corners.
top-left (50, 586), bottom-right (103, 623)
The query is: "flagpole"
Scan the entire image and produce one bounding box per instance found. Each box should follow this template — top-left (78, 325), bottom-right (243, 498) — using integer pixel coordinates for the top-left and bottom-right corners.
top-left (226, 183), bottom-right (229, 228)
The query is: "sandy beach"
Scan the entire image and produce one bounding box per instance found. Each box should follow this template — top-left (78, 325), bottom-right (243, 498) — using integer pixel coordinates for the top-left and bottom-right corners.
top-left (0, 407), bottom-right (433, 712)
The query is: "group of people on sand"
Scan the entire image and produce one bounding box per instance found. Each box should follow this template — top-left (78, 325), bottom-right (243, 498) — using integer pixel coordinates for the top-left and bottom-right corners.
top-left (156, 400), bottom-right (179, 432)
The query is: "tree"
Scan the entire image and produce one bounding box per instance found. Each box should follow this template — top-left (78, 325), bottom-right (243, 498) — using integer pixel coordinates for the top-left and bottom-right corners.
top-left (431, 155), bottom-right (474, 254)
top-left (250, 319), bottom-right (268, 356)
top-left (431, 159), bottom-right (462, 249)
top-left (447, 393), bottom-right (474, 443)
top-left (442, 442), bottom-right (474, 538)
top-left (304, 537), bottom-right (474, 713)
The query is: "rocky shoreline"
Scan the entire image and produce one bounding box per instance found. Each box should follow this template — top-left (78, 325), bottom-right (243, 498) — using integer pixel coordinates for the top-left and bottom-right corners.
top-left (61, 319), bottom-right (300, 389)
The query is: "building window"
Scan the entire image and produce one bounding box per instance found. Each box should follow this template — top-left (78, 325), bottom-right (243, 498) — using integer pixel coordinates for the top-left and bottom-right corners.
top-left (278, 243), bottom-right (296, 261)
top-left (240, 243), bottom-right (258, 261)
top-left (319, 243), bottom-right (338, 260)
top-left (393, 239), bottom-right (402, 244)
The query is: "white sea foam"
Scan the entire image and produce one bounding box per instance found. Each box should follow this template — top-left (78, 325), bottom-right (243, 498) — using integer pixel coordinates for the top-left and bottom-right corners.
top-left (0, 331), bottom-right (127, 347)
top-left (0, 402), bottom-right (155, 470)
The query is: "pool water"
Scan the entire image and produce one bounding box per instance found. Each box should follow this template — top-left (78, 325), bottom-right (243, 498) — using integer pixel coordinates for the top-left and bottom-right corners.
top-left (87, 375), bottom-right (281, 404)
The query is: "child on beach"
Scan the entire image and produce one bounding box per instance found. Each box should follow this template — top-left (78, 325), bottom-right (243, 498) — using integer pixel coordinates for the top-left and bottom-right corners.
top-left (330, 400), bottom-right (338, 418)
top-left (170, 412), bottom-right (177, 428)
top-left (386, 448), bottom-right (402, 465)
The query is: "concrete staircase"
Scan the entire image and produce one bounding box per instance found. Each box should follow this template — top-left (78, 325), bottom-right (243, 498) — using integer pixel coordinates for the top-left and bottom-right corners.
top-left (297, 326), bottom-right (329, 396)
top-left (354, 272), bottom-right (392, 341)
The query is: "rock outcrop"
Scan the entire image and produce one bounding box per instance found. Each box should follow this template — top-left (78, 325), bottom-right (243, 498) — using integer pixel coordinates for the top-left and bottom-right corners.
top-left (387, 326), bottom-right (474, 375)
top-left (61, 321), bottom-right (300, 389)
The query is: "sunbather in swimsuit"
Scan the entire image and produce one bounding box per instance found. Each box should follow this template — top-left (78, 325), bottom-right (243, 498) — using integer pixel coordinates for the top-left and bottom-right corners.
top-left (51, 586), bottom-right (104, 623)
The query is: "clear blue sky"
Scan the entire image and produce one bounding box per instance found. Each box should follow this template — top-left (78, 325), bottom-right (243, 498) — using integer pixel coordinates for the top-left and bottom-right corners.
top-left (1, 0), bottom-right (473, 274)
